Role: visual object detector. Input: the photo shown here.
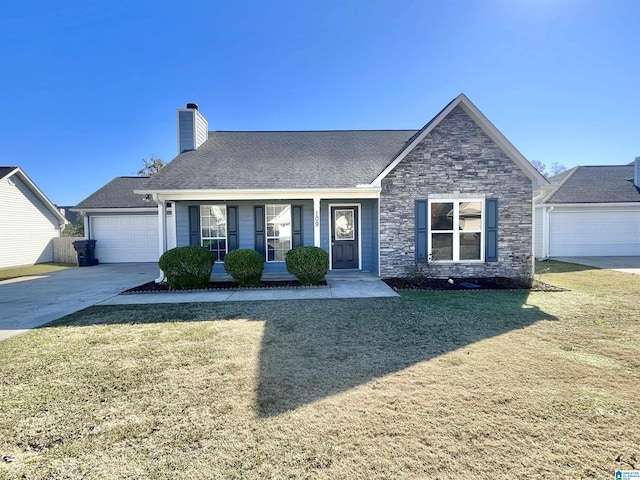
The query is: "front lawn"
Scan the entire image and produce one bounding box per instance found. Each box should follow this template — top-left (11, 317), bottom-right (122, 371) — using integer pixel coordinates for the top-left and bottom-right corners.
top-left (0, 261), bottom-right (638, 478)
top-left (0, 263), bottom-right (74, 281)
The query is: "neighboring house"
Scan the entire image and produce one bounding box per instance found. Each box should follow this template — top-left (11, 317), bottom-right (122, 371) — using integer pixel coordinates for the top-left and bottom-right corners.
top-left (535, 160), bottom-right (640, 258)
top-left (0, 166), bottom-right (67, 269)
top-left (73, 176), bottom-right (175, 263)
top-left (117, 94), bottom-right (545, 279)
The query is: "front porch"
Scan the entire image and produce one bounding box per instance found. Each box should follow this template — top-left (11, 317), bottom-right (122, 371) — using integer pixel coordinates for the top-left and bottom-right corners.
top-left (153, 194), bottom-right (380, 275)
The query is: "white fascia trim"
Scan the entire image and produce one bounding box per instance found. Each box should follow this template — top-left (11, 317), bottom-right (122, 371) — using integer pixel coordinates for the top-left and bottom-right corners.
top-left (370, 94), bottom-right (549, 189)
top-left (71, 208), bottom-right (159, 214)
top-left (543, 202), bottom-right (640, 208)
top-left (9, 168), bottom-right (68, 225)
top-left (134, 187), bottom-right (381, 201)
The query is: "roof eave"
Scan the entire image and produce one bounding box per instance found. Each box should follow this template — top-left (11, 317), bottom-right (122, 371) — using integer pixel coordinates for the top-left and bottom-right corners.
top-left (134, 186), bottom-right (382, 201)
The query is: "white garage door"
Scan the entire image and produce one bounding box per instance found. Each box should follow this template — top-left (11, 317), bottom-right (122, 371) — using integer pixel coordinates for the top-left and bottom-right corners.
top-left (549, 209), bottom-right (640, 256)
top-left (91, 216), bottom-right (159, 263)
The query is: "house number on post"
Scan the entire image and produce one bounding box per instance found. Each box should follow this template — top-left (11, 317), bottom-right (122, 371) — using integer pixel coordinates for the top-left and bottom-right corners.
top-left (314, 211), bottom-right (319, 227)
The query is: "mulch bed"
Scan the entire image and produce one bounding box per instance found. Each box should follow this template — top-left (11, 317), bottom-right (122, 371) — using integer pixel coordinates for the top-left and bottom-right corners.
top-left (382, 277), bottom-right (566, 292)
top-left (123, 279), bottom-right (327, 294)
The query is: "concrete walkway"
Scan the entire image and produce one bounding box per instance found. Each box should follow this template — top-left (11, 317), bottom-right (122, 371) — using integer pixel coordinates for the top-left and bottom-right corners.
top-left (99, 270), bottom-right (399, 306)
top-left (552, 256), bottom-right (640, 275)
top-left (0, 265), bottom-right (397, 341)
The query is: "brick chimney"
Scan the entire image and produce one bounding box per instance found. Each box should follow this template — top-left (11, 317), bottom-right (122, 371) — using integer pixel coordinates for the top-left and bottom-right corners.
top-left (177, 103), bottom-right (208, 154)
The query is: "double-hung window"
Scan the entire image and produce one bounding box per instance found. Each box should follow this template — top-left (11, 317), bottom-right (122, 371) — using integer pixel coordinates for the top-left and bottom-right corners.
top-left (200, 205), bottom-right (227, 261)
top-left (266, 204), bottom-right (291, 261)
top-left (428, 199), bottom-right (483, 262)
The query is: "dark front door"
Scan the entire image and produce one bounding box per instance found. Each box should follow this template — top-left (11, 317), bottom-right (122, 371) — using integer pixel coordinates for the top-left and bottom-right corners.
top-left (331, 206), bottom-right (359, 269)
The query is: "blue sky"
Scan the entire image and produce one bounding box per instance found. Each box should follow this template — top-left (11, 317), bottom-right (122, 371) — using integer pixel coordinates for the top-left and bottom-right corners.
top-left (1, 0), bottom-right (638, 205)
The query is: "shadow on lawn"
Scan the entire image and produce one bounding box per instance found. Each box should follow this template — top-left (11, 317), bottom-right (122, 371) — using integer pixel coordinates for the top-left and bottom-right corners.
top-left (256, 291), bottom-right (556, 417)
top-left (43, 290), bottom-right (557, 418)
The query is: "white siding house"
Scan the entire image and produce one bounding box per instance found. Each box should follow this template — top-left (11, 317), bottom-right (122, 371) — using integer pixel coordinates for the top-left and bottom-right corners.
top-left (0, 167), bottom-right (67, 269)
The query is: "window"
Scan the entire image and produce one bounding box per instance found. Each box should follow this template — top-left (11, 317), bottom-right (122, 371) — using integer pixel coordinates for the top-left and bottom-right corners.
top-left (200, 205), bottom-right (227, 261)
top-left (429, 200), bottom-right (483, 262)
top-left (266, 204), bottom-right (291, 261)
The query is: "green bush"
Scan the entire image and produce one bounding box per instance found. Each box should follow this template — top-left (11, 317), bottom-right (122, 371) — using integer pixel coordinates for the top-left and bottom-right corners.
top-left (285, 246), bottom-right (329, 286)
top-left (224, 249), bottom-right (264, 287)
top-left (158, 246), bottom-right (214, 290)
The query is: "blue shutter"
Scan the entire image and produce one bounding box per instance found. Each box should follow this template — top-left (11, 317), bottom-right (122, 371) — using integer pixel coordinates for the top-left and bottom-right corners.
top-left (227, 206), bottom-right (239, 251)
top-left (188, 206), bottom-right (200, 246)
top-left (485, 198), bottom-right (498, 262)
top-left (254, 205), bottom-right (266, 258)
top-left (292, 205), bottom-right (303, 248)
top-left (415, 200), bottom-right (427, 263)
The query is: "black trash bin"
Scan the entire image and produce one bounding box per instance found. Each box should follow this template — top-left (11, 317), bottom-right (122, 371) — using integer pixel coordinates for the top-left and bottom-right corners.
top-left (73, 239), bottom-right (98, 267)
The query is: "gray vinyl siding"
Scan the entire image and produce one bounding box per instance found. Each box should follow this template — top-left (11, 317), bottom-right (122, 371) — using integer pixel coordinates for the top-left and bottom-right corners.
top-left (178, 110), bottom-right (195, 153)
top-left (0, 175), bottom-right (60, 269)
top-left (176, 200), bottom-right (314, 274)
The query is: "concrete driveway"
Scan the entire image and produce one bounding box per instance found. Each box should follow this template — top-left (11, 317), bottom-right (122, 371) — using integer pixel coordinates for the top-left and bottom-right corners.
top-left (0, 263), bottom-right (157, 341)
top-left (552, 256), bottom-right (640, 275)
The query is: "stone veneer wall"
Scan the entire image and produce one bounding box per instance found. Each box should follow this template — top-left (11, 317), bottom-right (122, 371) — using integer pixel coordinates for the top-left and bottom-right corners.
top-left (379, 106), bottom-right (534, 280)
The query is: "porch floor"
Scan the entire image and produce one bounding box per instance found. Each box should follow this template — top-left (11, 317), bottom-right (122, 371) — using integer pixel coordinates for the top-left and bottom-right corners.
top-left (100, 270), bottom-right (398, 305)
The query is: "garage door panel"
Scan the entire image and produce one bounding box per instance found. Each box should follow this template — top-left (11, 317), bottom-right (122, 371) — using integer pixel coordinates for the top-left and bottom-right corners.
top-left (91, 216), bottom-right (159, 263)
top-left (550, 209), bottom-right (640, 256)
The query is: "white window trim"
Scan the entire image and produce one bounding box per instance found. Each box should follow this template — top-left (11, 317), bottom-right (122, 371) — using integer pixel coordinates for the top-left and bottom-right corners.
top-left (427, 198), bottom-right (485, 263)
top-left (200, 204), bottom-right (228, 260)
top-left (265, 204), bottom-right (292, 263)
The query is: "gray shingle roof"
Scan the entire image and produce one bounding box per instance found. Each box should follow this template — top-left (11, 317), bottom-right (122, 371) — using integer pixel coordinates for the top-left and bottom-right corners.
top-left (143, 130), bottom-right (418, 190)
top-left (74, 176), bottom-right (155, 209)
top-left (546, 165), bottom-right (640, 203)
top-left (0, 166), bottom-right (18, 180)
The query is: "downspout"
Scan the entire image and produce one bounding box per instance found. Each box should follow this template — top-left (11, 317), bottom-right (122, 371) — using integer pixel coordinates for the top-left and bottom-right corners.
top-left (153, 193), bottom-right (167, 283)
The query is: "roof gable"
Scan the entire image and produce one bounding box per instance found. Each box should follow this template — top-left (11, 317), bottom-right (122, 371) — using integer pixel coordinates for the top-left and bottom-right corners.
top-left (0, 166), bottom-right (67, 224)
top-left (371, 94), bottom-right (548, 188)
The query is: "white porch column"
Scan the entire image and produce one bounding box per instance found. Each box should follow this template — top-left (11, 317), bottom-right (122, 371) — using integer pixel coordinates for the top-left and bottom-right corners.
top-left (154, 195), bottom-right (167, 283)
top-left (313, 197), bottom-right (321, 247)
top-left (168, 202), bottom-right (177, 249)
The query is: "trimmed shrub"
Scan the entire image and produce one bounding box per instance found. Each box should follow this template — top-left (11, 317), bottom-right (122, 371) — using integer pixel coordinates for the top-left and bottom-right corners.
top-left (158, 246), bottom-right (214, 290)
top-left (285, 246), bottom-right (329, 286)
top-left (224, 249), bottom-right (264, 287)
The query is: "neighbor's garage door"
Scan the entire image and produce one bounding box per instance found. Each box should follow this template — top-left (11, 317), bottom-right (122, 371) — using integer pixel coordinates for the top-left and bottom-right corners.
top-left (549, 208), bottom-right (640, 256)
top-left (91, 216), bottom-right (159, 263)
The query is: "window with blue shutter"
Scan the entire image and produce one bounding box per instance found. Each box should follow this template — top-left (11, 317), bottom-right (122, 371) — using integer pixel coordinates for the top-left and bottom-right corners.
top-left (485, 198), bottom-right (498, 262)
top-left (188, 206), bottom-right (200, 246)
top-left (415, 200), bottom-right (427, 263)
top-left (254, 205), bottom-right (266, 258)
top-left (292, 205), bottom-right (303, 248)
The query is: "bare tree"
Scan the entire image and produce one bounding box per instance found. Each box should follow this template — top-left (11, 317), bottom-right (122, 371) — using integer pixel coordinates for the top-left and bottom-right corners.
top-left (531, 160), bottom-right (567, 177)
top-left (137, 156), bottom-right (165, 176)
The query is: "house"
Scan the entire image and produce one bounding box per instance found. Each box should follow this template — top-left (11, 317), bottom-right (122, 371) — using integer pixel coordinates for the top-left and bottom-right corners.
top-left (119, 94), bottom-right (546, 280)
top-left (73, 176), bottom-right (175, 263)
top-left (0, 166), bottom-right (67, 269)
top-left (535, 160), bottom-right (640, 258)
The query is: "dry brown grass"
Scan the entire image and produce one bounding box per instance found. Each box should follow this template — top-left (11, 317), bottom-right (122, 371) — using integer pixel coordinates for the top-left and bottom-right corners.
top-left (0, 261), bottom-right (638, 478)
top-left (0, 263), bottom-right (73, 281)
